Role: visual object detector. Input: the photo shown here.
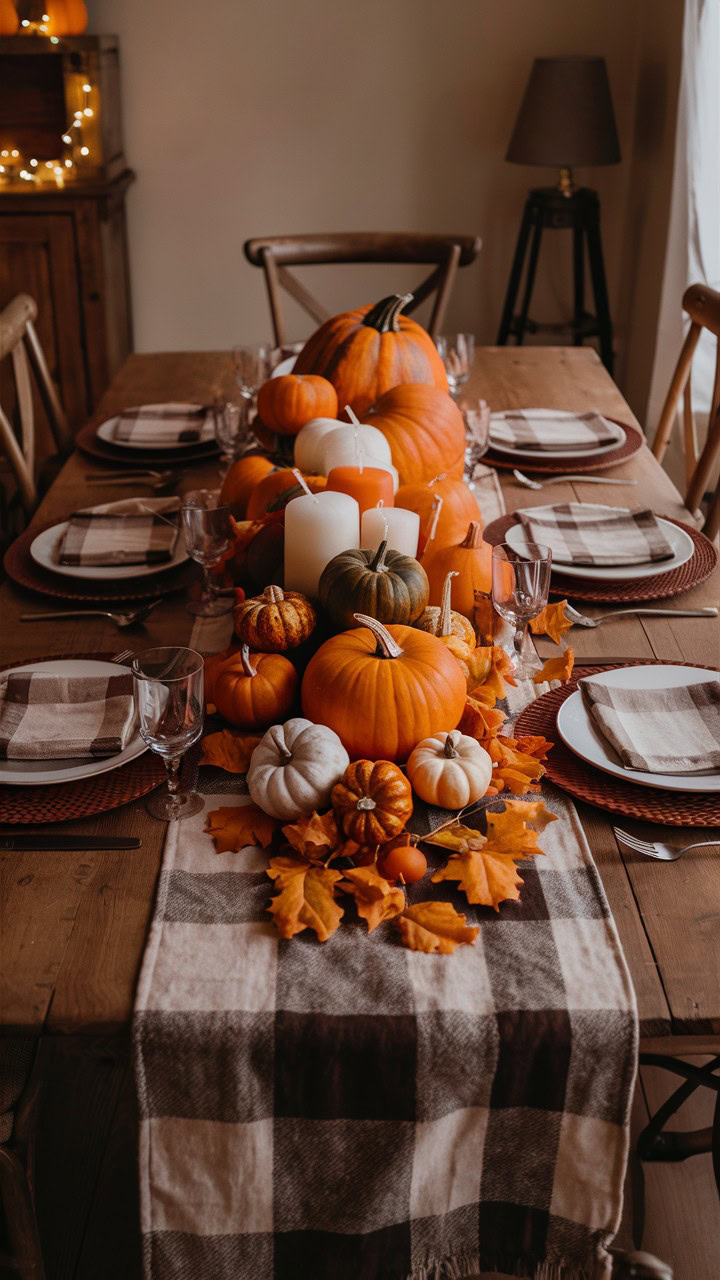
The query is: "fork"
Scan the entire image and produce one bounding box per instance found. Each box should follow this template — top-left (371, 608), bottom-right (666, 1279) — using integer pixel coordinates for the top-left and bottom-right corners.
top-left (613, 826), bottom-right (719, 862)
top-left (564, 603), bottom-right (718, 629)
top-left (85, 470), bottom-right (174, 491)
top-left (112, 648), bottom-right (134, 665)
top-left (20, 599), bottom-right (164, 630)
top-left (513, 468), bottom-right (638, 490)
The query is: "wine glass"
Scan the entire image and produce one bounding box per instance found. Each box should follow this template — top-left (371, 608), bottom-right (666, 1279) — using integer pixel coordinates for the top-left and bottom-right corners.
top-left (461, 397), bottom-right (491, 481)
top-left (232, 343), bottom-right (272, 404)
top-left (181, 489), bottom-right (233, 617)
top-left (436, 333), bottom-right (475, 397)
top-left (491, 542), bottom-right (552, 679)
top-left (213, 400), bottom-right (246, 476)
top-left (132, 646), bottom-right (205, 821)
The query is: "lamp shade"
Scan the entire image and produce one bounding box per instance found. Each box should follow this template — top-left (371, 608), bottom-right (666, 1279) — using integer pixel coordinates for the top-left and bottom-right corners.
top-left (506, 56), bottom-right (621, 168)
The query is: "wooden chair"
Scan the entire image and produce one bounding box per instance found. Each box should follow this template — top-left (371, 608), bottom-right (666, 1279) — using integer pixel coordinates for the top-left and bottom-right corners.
top-left (0, 293), bottom-right (71, 516)
top-left (652, 283), bottom-right (720, 540)
top-left (243, 232), bottom-right (482, 346)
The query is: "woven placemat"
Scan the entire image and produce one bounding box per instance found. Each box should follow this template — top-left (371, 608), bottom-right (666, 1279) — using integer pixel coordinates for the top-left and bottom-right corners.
top-left (0, 653), bottom-right (165, 825)
top-left (4, 520), bottom-right (199, 603)
top-left (482, 513), bottom-right (718, 603)
top-left (75, 420), bottom-right (219, 469)
top-left (516, 664), bottom-right (720, 827)
top-left (483, 419), bottom-right (643, 474)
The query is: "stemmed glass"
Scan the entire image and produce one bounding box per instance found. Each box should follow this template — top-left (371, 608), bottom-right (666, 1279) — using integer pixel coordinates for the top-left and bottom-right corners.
top-left (132, 646), bottom-right (205, 821)
top-left (232, 343), bottom-right (272, 405)
top-left (213, 401), bottom-right (246, 476)
top-left (436, 333), bottom-right (475, 397)
top-left (491, 542), bottom-right (552, 679)
top-left (461, 397), bottom-right (491, 482)
top-left (180, 489), bottom-right (233, 617)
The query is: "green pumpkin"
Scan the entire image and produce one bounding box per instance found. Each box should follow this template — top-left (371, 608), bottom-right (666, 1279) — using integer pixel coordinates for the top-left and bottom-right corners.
top-left (319, 539), bottom-right (429, 631)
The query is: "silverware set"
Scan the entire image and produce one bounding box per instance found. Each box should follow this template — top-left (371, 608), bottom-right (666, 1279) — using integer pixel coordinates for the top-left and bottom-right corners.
top-left (20, 598), bottom-right (164, 629)
top-left (512, 468), bottom-right (638, 490)
top-left (613, 827), bottom-right (718, 863)
top-left (85, 469), bottom-right (175, 491)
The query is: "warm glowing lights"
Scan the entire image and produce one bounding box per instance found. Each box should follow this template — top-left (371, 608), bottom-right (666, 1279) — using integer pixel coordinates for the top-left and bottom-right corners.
top-left (30, 158), bottom-right (38, 167)
top-left (62, 134), bottom-right (72, 144)
top-left (1, 150), bottom-right (8, 158)
top-left (50, 36), bottom-right (59, 43)
top-left (21, 19), bottom-right (29, 26)
top-left (74, 110), bottom-right (83, 118)
top-left (0, 64), bottom-right (96, 187)
top-left (80, 146), bottom-right (89, 156)
top-left (45, 161), bottom-right (53, 169)
top-left (83, 107), bottom-right (93, 117)
top-left (83, 83), bottom-right (92, 93)
top-left (11, 149), bottom-right (19, 158)
top-left (65, 158), bottom-right (73, 167)
top-left (42, 12), bottom-right (50, 20)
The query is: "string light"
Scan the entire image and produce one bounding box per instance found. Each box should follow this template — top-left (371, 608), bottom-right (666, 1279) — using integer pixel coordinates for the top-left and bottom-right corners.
top-left (30, 158), bottom-right (38, 167)
top-left (0, 46), bottom-right (96, 188)
top-left (80, 146), bottom-right (89, 156)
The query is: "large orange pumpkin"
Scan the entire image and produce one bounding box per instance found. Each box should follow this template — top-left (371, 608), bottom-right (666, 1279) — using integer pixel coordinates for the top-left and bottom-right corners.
top-left (44, 0), bottom-right (87, 34)
top-left (364, 384), bottom-right (465, 485)
top-left (245, 468), bottom-right (326, 520)
top-left (257, 374), bottom-right (338, 436)
top-left (220, 454), bottom-right (275, 518)
top-left (0, 1), bottom-right (19, 34)
top-left (422, 521), bottom-right (493, 619)
top-left (214, 645), bottom-right (298, 730)
top-left (293, 294), bottom-right (448, 417)
top-left (301, 613), bottom-right (466, 763)
top-left (395, 473), bottom-right (482, 557)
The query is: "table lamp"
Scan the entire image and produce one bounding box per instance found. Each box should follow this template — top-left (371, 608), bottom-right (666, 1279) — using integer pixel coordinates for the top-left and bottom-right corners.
top-left (497, 56), bottom-right (621, 372)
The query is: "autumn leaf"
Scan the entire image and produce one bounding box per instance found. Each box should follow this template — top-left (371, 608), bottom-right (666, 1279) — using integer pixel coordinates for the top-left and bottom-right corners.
top-left (282, 810), bottom-right (341, 863)
top-left (533, 648), bottom-right (575, 684)
top-left (471, 646), bottom-right (518, 706)
top-left (341, 865), bottom-right (406, 932)
top-left (204, 804), bottom-right (278, 853)
top-left (459, 696), bottom-right (507, 740)
top-left (484, 797), bottom-right (557, 855)
top-left (266, 856), bottom-right (344, 941)
top-left (425, 821), bottom-right (488, 855)
top-left (432, 847), bottom-right (524, 910)
top-left (513, 735), bottom-right (554, 761)
top-left (530, 600), bottom-right (573, 645)
top-left (484, 735), bottom-right (547, 795)
top-left (200, 730), bottom-right (261, 773)
top-left (395, 901), bottom-right (479, 953)
top-left (443, 636), bottom-right (495, 693)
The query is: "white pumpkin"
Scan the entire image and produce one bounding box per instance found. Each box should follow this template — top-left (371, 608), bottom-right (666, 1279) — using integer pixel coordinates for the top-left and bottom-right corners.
top-left (406, 730), bottom-right (492, 809)
top-left (247, 717), bottom-right (350, 820)
top-left (294, 417), bottom-right (346, 473)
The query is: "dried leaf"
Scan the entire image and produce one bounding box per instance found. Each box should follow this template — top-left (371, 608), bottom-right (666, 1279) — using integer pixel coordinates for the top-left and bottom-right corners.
top-left (513, 734), bottom-right (554, 761)
top-left (471, 646), bottom-right (518, 706)
top-left (424, 821), bottom-right (488, 854)
top-left (282, 810), bottom-right (341, 863)
top-left (341, 865), bottom-right (406, 931)
top-left (200, 729), bottom-right (261, 773)
top-left (266, 856), bottom-right (344, 941)
top-left (529, 600), bottom-right (573, 644)
top-left (442, 636), bottom-right (495, 693)
top-left (459, 696), bottom-right (507, 739)
top-left (533, 649), bottom-right (575, 684)
top-left (432, 848), bottom-right (524, 910)
top-left (484, 798), bottom-right (556, 855)
top-left (205, 804), bottom-right (278, 853)
top-left (395, 901), bottom-right (478, 953)
top-left (485, 735), bottom-right (547, 795)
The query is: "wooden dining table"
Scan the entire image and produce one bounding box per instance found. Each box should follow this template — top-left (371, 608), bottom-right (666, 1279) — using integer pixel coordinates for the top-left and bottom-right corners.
top-left (1, 345), bottom-right (718, 1278)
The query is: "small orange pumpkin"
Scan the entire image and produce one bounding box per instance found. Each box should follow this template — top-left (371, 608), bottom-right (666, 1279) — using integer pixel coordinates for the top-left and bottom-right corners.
top-left (257, 374), bottom-right (338, 436)
top-left (422, 521), bottom-right (492, 619)
top-left (203, 644), bottom-right (243, 707)
top-left (365, 384), bottom-right (466, 486)
top-left (245, 468), bottom-right (327, 520)
top-left (44, 0), bottom-right (87, 34)
top-left (332, 759), bottom-right (412, 846)
top-left (220, 455), bottom-right (275, 518)
top-left (234, 585), bottom-right (316, 652)
top-left (214, 644), bottom-right (298, 730)
top-left (377, 835), bottom-right (427, 884)
top-left (395, 474), bottom-right (482, 556)
top-left (0, 1), bottom-right (19, 34)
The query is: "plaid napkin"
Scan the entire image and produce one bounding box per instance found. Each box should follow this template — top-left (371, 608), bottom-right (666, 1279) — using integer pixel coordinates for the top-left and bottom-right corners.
top-left (0, 671), bottom-right (136, 760)
top-left (580, 675), bottom-right (720, 773)
top-left (111, 403), bottom-right (214, 446)
top-left (58, 497), bottom-right (180, 567)
top-left (517, 503), bottom-right (675, 567)
top-left (490, 409), bottom-right (622, 452)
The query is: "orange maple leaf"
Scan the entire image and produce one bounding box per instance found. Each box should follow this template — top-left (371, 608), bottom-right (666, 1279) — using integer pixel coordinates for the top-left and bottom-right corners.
top-left (266, 856), bottom-right (344, 941)
top-left (282, 810), bottom-right (341, 863)
top-left (513, 734), bottom-right (554, 761)
top-left (395, 901), bottom-right (478, 953)
top-left (200, 730), bottom-right (261, 773)
top-left (529, 600), bottom-right (573, 645)
top-left (533, 648), bottom-right (575, 684)
top-left (471, 646), bottom-right (518, 706)
top-left (484, 797), bottom-right (557, 855)
top-left (442, 636), bottom-right (496, 693)
top-left (459, 696), bottom-right (507, 740)
top-left (204, 804), bottom-right (278, 853)
top-left (341, 865), bottom-right (406, 932)
top-left (484, 734), bottom-right (547, 795)
top-left (432, 847), bottom-right (524, 910)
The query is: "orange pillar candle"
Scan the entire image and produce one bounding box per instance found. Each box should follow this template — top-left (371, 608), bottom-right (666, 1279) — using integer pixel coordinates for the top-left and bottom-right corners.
top-left (325, 466), bottom-right (395, 516)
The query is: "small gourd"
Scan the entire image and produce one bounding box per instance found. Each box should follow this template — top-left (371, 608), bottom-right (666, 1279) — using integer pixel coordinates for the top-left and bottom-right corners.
top-left (406, 730), bottom-right (493, 809)
top-left (414, 571), bottom-right (476, 646)
top-left (332, 759), bottom-right (413, 846)
top-left (234, 585), bottom-right (316, 652)
top-left (214, 644), bottom-right (297, 730)
top-left (247, 717), bottom-right (349, 820)
top-left (319, 539), bottom-right (429, 631)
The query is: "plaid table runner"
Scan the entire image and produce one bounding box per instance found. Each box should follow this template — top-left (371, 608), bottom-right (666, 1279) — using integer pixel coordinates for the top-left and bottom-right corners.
top-left (580, 675), bottom-right (720, 774)
top-left (134, 467), bottom-right (637, 1280)
top-left (490, 412), bottom-right (621, 453)
top-left (58, 497), bottom-right (181, 567)
top-left (517, 504), bottom-right (675, 567)
top-left (0, 670), bottom-right (135, 760)
top-left (111, 403), bottom-right (214, 445)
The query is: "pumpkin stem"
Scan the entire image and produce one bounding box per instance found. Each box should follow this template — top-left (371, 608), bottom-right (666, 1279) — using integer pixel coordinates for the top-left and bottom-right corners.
top-left (356, 797), bottom-right (377, 812)
top-left (443, 731), bottom-right (461, 758)
top-left (352, 613), bottom-right (404, 659)
top-left (429, 473), bottom-right (447, 487)
top-left (439, 571), bottom-right (459, 637)
top-left (264, 585), bottom-right (284, 603)
top-left (267, 724), bottom-right (293, 760)
top-left (362, 293), bottom-right (414, 333)
top-left (240, 644), bottom-right (257, 678)
top-left (461, 521), bottom-right (484, 549)
top-left (369, 539), bottom-right (389, 573)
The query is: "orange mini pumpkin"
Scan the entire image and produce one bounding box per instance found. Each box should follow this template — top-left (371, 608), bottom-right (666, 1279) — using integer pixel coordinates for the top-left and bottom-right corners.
top-left (365, 384), bottom-right (465, 486)
top-left (220, 455), bottom-right (275, 518)
top-left (422, 521), bottom-right (492, 619)
top-left (44, 0), bottom-right (87, 34)
top-left (0, 1), bottom-right (19, 34)
top-left (257, 374), bottom-right (338, 436)
top-left (332, 759), bottom-right (413, 847)
top-left (214, 644), bottom-right (298, 730)
top-left (245, 468), bottom-right (327, 520)
top-left (395, 474), bottom-right (482, 557)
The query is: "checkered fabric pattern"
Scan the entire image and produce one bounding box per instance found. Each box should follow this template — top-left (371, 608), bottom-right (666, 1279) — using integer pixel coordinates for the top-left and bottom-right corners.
top-left (58, 497), bottom-right (180, 567)
top-left (490, 411), bottom-right (622, 453)
top-left (133, 467), bottom-right (637, 1280)
top-left (580, 675), bottom-right (720, 774)
top-left (0, 671), bottom-right (135, 760)
top-left (517, 503), bottom-right (675, 567)
top-left (111, 403), bottom-right (214, 445)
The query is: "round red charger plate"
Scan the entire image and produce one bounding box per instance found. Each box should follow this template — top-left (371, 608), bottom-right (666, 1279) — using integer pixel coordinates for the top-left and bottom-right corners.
top-left (75, 420), bottom-right (219, 468)
top-left (483, 419), bottom-right (643, 473)
top-left (515, 663), bottom-right (720, 827)
top-left (482, 513), bottom-right (717, 603)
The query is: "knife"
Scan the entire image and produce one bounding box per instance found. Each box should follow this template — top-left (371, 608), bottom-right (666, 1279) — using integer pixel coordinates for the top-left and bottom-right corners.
top-left (0, 835), bottom-right (142, 851)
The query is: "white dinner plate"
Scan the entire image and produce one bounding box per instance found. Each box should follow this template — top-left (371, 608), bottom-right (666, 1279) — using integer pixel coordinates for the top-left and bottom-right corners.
top-left (30, 521), bottom-right (189, 582)
top-left (96, 405), bottom-right (215, 452)
top-left (489, 409), bottom-right (625, 460)
top-left (0, 658), bottom-right (147, 786)
top-left (504, 516), bottom-right (694, 581)
top-left (556, 665), bottom-right (720, 793)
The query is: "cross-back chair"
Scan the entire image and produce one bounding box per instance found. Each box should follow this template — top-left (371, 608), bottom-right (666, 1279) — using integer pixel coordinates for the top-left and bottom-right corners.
top-left (0, 292), bottom-right (71, 516)
top-left (652, 282), bottom-right (720, 540)
top-left (243, 232), bottom-right (482, 346)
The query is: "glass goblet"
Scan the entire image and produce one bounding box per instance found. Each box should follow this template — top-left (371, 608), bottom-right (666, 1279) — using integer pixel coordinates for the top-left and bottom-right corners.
top-left (132, 646), bottom-right (205, 821)
top-left (232, 343), bottom-right (272, 405)
top-left (436, 333), bottom-right (475, 397)
top-left (181, 489), bottom-right (233, 617)
top-left (491, 541), bottom-right (552, 679)
top-left (213, 400), bottom-right (246, 477)
top-left (461, 397), bottom-right (491, 482)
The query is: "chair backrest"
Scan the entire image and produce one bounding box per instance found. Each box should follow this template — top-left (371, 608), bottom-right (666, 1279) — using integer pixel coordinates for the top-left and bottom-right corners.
top-left (652, 282), bottom-right (720, 539)
top-left (244, 232), bottom-right (482, 346)
top-left (0, 293), bottom-right (71, 514)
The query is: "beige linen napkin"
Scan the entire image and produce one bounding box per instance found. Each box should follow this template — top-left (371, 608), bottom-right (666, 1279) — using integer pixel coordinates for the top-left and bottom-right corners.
top-left (58, 497), bottom-right (180, 567)
top-left (111, 403), bottom-right (214, 445)
top-left (0, 671), bottom-right (136, 760)
top-left (490, 409), bottom-right (622, 451)
top-left (580, 675), bottom-right (720, 773)
top-left (518, 503), bottom-right (675, 567)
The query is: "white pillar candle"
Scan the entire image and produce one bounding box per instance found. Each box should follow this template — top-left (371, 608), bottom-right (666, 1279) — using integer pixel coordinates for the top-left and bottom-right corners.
top-left (294, 417), bottom-right (344, 473)
top-left (284, 490), bottom-right (360, 598)
top-left (361, 506), bottom-right (420, 558)
top-left (318, 423), bottom-right (392, 475)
